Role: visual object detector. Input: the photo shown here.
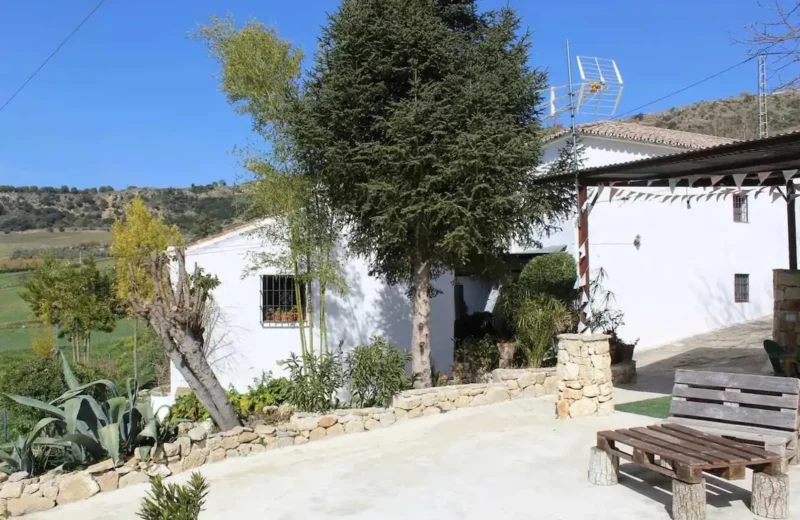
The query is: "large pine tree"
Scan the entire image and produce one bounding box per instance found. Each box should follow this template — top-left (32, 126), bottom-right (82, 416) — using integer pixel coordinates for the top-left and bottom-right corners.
top-left (290, 0), bottom-right (572, 387)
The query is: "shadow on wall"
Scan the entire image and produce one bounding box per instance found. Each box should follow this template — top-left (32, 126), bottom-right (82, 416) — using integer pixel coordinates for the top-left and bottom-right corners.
top-left (375, 283), bottom-right (412, 352)
top-left (324, 259), bottom-right (369, 351)
top-left (690, 276), bottom-right (771, 330)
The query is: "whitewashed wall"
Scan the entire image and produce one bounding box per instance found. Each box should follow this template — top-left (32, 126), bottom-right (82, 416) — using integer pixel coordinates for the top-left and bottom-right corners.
top-left (462, 135), bottom-right (791, 352)
top-left (168, 222), bottom-right (455, 398)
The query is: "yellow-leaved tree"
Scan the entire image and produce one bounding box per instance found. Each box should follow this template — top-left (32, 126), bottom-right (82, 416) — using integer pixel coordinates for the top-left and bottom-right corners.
top-left (112, 197), bottom-right (240, 430)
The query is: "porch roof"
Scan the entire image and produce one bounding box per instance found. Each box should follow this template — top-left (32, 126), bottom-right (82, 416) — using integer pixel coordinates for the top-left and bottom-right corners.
top-left (533, 130), bottom-right (800, 188)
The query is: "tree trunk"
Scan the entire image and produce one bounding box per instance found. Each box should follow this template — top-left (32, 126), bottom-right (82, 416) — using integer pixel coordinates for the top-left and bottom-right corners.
top-left (133, 318), bottom-right (139, 383)
top-left (411, 259), bottom-right (432, 388)
top-left (587, 447), bottom-right (618, 485)
top-left (672, 479), bottom-right (706, 520)
top-left (751, 471), bottom-right (789, 519)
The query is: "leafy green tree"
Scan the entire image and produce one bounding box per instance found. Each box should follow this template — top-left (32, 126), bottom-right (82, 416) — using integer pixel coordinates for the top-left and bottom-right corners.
top-left (287, 0), bottom-right (573, 386)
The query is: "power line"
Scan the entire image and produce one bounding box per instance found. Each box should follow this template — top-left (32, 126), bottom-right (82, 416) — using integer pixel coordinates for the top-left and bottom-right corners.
top-left (612, 56), bottom-right (756, 121)
top-left (0, 0), bottom-right (109, 115)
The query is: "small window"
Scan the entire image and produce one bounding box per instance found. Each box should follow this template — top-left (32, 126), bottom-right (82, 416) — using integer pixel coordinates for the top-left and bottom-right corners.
top-left (733, 193), bottom-right (748, 223)
top-left (734, 274), bottom-right (750, 303)
top-left (261, 275), bottom-right (306, 323)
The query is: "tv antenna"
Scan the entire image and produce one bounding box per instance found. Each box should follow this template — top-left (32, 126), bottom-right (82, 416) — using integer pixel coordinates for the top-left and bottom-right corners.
top-left (539, 49), bottom-right (625, 123)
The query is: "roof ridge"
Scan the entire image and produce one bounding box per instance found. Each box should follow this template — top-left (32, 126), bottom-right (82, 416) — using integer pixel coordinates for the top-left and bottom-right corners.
top-left (544, 120), bottom-right (736, 150)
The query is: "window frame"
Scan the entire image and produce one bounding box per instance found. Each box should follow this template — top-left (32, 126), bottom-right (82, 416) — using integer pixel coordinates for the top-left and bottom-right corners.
top-left (733, 193), bottom-right (749, 223)
top-left (260, 274), bottom-right (306, 326)
top-left (734, 273), bottom-right (750, 303)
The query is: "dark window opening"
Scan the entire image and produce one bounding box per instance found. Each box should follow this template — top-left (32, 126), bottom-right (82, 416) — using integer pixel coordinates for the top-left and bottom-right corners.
top-left (734, 274), bottom-right (750, 303)
top-left (261, 275), bottom-right (305, 323)
top-left (733, 193), bottom-right (749, 223)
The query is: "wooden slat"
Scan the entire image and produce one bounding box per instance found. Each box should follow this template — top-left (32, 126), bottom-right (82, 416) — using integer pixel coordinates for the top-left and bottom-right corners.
top-left (660, 423), bottom-right (780, 461)
top-left (629, 427), bottom-right (744, 464)
top-left (598, 430), bottom-right (708, 466)
top-left (670, 400), bottom-right (797, 430)
top-left (605, 446), bottom-right (677, 481)
top-left (665, 417), bottom-right (796, 441)
top-left (648, 425), bottom-right (762, 462)
top-left (673, 385), bottom-right (799, 410)
top-left (674, 369), bottom-right (800, 394)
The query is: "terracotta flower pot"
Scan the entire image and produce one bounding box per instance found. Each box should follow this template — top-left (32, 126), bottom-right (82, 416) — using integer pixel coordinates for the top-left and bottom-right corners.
top-left (497, 341), bottom-right (517, 369)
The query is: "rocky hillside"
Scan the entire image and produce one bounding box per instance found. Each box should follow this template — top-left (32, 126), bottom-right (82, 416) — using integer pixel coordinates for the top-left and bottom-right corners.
top-left (0, 182), bottom-right (243, 239)
top-left (628, 89), bottom-right (800, 140)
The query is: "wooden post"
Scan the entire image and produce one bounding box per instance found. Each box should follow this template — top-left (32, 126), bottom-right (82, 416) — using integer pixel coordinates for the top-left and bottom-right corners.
top-left (588, 447), bottom-right (618, 485)
top-left (788, 181), bottom-right (797, 270)
top-left (751, 471), bottom-right (789, 519)
top-left (578, 183), bottom-right (590, 330)
top-left (672, 479), bottom-right (706, 520)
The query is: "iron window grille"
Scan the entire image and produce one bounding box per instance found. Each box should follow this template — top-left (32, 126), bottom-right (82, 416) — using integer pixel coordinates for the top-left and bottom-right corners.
top-left (261, 275), bottom-right (306, 325)
top-left (733, 193), bottom-right (749, 223)
top-left (734, 274), bottom-right (750, 303)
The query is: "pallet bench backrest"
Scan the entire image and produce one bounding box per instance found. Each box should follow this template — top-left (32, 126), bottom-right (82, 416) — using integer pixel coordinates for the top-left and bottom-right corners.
top-left (670, 369), bottom-right (800, 434)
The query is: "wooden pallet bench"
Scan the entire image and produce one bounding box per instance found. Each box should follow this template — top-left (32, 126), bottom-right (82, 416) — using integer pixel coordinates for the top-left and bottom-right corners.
top-left (590, 424), bottom-right (789, 519)
top-left (665, 369), bottom-right (800, 471)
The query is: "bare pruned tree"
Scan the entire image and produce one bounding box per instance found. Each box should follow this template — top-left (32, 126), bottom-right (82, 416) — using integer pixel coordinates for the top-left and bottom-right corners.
top-left (742, 1), bottom-right (800, 91)
top-left (128, 248), bottom-right (241, 430)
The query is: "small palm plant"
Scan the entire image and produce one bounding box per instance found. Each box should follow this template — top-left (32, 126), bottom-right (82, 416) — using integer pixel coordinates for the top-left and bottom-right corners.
top-left (138, 472), bottom-right (210, 520)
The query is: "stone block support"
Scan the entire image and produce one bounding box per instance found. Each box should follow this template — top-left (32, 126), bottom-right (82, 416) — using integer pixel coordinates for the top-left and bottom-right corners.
top-left (556, 333), bottom-right (613, 419)
top-left (773, 269), bottom-right (800, 355)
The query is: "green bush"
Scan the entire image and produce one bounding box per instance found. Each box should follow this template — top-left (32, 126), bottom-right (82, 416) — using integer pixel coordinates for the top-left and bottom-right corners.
top-left (283, 350), bottom-right (344, 413)
top-left (346, 336), bottom-right (411, 408)
top-left (517, 252), bottom-right (578, 304)
top-left (515, 295), bottom-right (572, 368)
top-left (0, 356), bottom-right (110, 439)
top-left (170, 373), bottom-right (292, 423)
top-left (453, 336), bottom-right (498, 383)
top-left (138, 472), bottom-right (209, 520)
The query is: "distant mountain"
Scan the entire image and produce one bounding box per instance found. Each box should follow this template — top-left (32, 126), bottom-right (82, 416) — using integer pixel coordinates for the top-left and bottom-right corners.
top-left (626, 89), bottom-right (800, 140)
top-left (0, 183), bottom-right (244, 240)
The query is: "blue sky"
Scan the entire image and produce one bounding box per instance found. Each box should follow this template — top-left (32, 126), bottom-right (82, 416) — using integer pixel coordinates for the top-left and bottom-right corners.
top-left (0, 0), bottom-right (769, 189)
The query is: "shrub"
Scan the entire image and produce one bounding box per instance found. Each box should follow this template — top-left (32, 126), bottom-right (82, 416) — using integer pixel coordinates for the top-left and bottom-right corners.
top-left (138, 472), bottom-right (209, 520)
top-left (31, 328), bottom-right (55, 358)
top-left (515, 295), bottom-right (572, 368)
top-left (283, 350), bottom-right (344, 413)
top-left (517, 252), bottom-right (578, 304)
top-left (453, 336), bottom-right (498, 383)
top-left (171, 393), bottom-right (209, 423)
top-left (346, 336), bottom-right (410, 408)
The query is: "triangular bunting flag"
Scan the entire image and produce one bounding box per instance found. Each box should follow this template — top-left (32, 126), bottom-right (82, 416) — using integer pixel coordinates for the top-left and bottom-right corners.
top-left (773, 191), bottom-right (783, 202)
top-left (732, 173), bottom-right (746, 188)
top-left (705, 193), bottom-right (714, 201)
top-left (670, 195), bottom-right (680, 203)
top-left (755, 187), bottom-right (765, 199)
top-left (595, 185), bottom-right (605, 202)
top-left (578, 242), bottom-right (587, 258)
top-left (644, 194), bottom-right (654, 201)
top-left (668, 178), bottom-right (679, 193)
top-left (688, 175), bottom-right (701, 187)
top-left (784, 169), bottom-right (798, 183)
top-left (758, 171), bottom-right (772, 184)
top-left (609, 188), bottom-right (618, 202)
top-left (769, 186), bottom-right (777, 197)
top-left (634, 192), bottom-right (646, 201)
top-left (711, 175), bottom-right (725, 186)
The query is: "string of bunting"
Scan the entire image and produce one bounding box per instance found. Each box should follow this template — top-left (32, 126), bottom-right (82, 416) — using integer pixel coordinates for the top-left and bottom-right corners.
top-left (598, 169), bottom-right (799, 204)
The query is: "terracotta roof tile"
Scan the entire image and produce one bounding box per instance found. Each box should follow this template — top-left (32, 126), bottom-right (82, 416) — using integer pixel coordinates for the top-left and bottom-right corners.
top-left (545, 121), bottom-right (736, 150)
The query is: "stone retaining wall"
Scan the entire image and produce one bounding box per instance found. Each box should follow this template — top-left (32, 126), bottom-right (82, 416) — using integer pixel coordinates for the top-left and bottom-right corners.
top-left (610, 361), bottom-right (636, 386)
top-left (556, 333), bottom-right (614, 419)
top-left (773, 269), bottom-right (800, 354)
top-left (0, 371), bottom-right (568, 517)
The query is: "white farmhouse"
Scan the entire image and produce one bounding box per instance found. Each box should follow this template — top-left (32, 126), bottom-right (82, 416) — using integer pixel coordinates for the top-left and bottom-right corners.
top-left (161, 120), bottom-right (787, 402)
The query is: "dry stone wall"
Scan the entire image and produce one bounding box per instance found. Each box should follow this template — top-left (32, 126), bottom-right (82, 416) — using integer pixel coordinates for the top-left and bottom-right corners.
top-left (773, 269), bottom-right (800, 354)
top-left (556, 333), bottom-right (614, 419)
top-left (0, 368), bottom-right (568, 517)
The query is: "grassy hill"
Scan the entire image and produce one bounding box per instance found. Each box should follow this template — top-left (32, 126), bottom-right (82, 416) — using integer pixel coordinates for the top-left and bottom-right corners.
top-left (628, 89), bottom-right (800, 140)
top-left (0, 182), bottom-right (244, 238)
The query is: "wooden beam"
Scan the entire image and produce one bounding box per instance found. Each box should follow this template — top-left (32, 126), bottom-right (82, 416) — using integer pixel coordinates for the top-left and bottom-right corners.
top-left (788, 181), bottom-right (797, 270)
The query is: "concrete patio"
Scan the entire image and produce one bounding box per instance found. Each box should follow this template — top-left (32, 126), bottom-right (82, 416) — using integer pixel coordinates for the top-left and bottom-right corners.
top-left (27, 393), bottom-right (798, 520)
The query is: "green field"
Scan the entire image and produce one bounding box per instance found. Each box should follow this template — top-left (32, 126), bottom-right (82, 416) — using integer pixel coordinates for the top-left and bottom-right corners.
top-left (0, 229), bottom-right (112, 260)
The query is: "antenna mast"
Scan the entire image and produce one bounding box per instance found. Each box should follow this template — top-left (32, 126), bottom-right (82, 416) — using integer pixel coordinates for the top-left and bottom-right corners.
top-left (566, 40), bottom-right (578, 166)
top-left (758, 53), bottom-right (768, 138)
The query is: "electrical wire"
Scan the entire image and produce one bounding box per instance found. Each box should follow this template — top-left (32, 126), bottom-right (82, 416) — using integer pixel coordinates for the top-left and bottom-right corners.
top-left (611, 56), bottom-right (757, 121)
top-left (0, 0), bottom-right (109, 116)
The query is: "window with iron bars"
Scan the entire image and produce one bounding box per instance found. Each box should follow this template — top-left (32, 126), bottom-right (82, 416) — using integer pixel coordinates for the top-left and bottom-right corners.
top-left (733, 193), bottom-right (748, 223)
top-left (261, 275), bottom-right (306, 324)
top-left (734, 274), bottom-right (749, 303)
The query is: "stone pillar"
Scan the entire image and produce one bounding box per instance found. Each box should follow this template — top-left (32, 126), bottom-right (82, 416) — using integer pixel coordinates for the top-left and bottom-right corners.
top-left (773, 269), bottom-right (800, 355)
top-left (556, 333), bottom-right (613, 419)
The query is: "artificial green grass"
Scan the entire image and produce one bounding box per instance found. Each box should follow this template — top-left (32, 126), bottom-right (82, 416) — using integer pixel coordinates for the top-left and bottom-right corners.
top-left (615, 396), bottom-right (671, 419)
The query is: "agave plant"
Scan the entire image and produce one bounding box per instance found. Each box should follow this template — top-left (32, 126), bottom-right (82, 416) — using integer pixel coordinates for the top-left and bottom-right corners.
top-left (5, 350), bottom-right (162, 469)
top-left (0, 417), bottom-right (65, 475)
